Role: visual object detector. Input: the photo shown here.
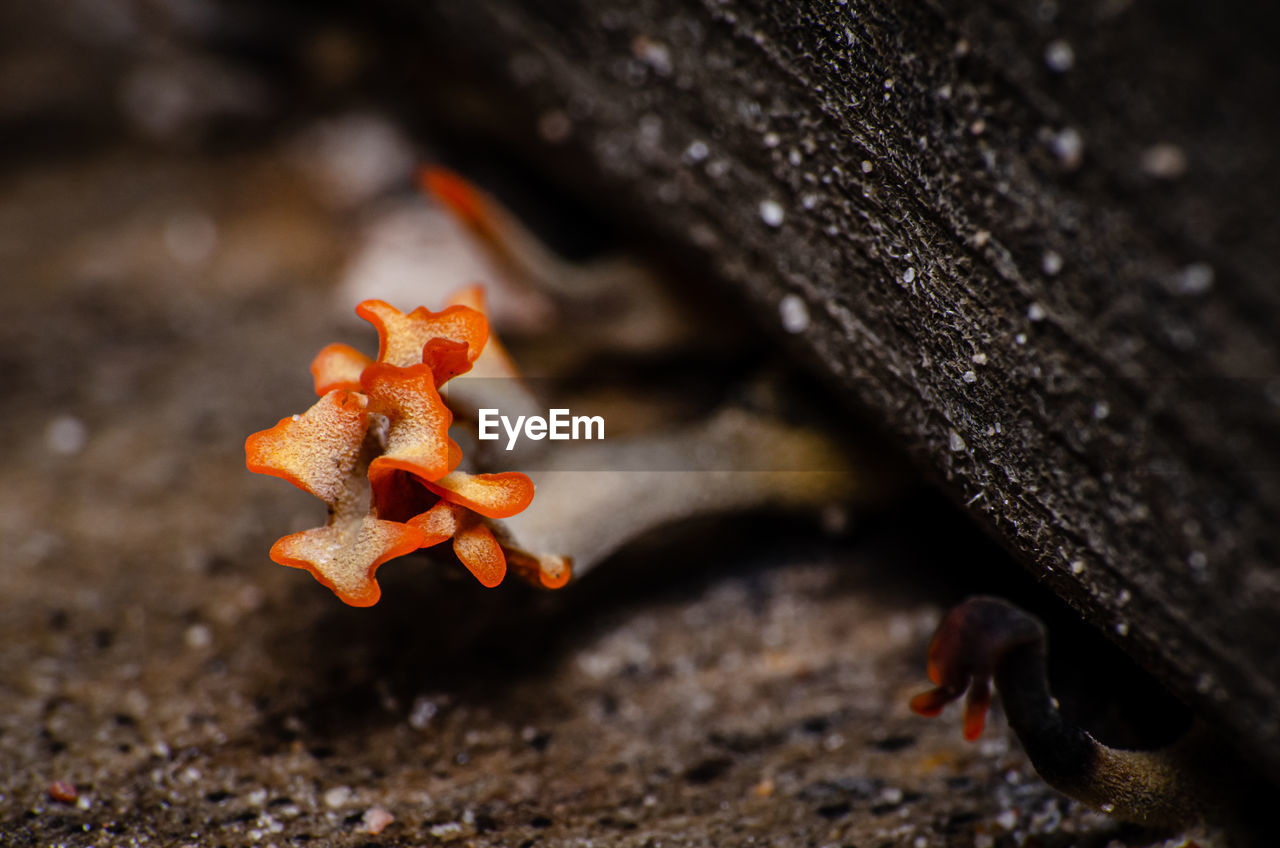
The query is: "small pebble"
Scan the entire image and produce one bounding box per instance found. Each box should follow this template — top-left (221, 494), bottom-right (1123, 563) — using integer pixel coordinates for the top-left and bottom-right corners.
top-left (324, 785), bottom-right (353, 809)
top-left (409, 696), bottom-right (439, 730)
top-left (683, 140), bottom-right (709, 163)
top-left (364, 806), bottom-right (395, 835)
top-left (1139, 143), bottom-right (1187, 179)
top-left (49, 781), bottom-right (78, 803)
top-left (46, 415), bottom-right (88, 457)
top-left (430, 821), bottom-right (464, 839)
top-left (1166, 262), bottom-right (1214, 296)
top-left (537, 110), bottom-right (572, 144)
top-left (1044, 40), bottom-right (1075, 73)
top-left (184, 624), bottom-right (212, 650)
top-left (631, 35), bottom-right (672, 76)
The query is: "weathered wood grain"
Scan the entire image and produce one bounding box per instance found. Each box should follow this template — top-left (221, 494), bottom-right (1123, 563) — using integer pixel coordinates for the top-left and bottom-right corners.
top-left (377, 0), bottom-right (1280, 781)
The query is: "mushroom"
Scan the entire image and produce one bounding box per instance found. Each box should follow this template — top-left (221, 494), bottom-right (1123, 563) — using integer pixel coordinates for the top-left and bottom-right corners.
top-left (245, 389), bottom-right (428, 607)
top-left (246, 298), bottom-right (551, 604)
top-left (419, 167), bottom-right (704, 356)
top-left (250, 164), bottom-right (886, 608)
top-left (248, 290), bottom-right (880, 605)
top-left (483, 403), bottom-right (865, 581)
top-left (911, 597), bottom-right (1267, 841)
top-left (435, 284), bottom-right (877, 583)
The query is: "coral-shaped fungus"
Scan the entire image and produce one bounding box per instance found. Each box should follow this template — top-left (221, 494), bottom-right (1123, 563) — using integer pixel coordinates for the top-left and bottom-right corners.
top-left (246, 295), bottom-right (562, 606)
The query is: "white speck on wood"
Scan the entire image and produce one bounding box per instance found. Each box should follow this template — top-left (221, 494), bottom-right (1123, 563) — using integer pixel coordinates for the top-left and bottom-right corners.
top-left (759, 199), bottom-right (785, 227)
top-left (778, 294), bottom-right (810, 333)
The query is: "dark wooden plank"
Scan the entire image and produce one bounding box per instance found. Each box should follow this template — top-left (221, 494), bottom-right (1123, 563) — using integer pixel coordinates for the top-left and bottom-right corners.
top-left (376, 0), bottom-right (1280, 781)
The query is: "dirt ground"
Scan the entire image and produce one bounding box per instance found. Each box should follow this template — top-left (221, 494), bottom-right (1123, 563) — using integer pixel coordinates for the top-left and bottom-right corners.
top-left (0, 118), bottom-right (1219, 848)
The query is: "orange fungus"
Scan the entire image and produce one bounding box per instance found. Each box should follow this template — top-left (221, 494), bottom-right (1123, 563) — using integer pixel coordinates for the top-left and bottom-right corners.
top-left (245, 287), bottom-right (555, 605)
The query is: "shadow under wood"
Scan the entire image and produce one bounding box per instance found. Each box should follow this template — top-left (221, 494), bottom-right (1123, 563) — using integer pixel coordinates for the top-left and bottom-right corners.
top-left (253, 490), bottom-right (1197, 762)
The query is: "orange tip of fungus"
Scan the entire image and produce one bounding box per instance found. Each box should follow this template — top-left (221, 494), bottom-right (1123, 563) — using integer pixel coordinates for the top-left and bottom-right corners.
top-left (909, 688), bottom-right (950, 718)
top-left (507, 550), bottom-right (573, 590)
top-left (245, 390), bottom-right (369, 503)
top-left (362, 361), bottom-right (456, 486)
top-left (422, 337), bottom-right (474, 387)
top-left (444, 283), bottom-right (486, 314)
top-left (407, 501), bottom-right (509, 588)
top-left (405, 499), bottom-right (461, 548)
top-left (355, 299), bottom-right (489, 369)
top-left (926, 656), bottom-right (946, 687)
top-left (422, 470), bottom-right (536, 519)
top-left (271, 516), bottom-right (427, 607)
top-left (445, 284), bottom-right (523, 381)
top-left (417, 167), bottom-right (492, 234)
top-left (537, 557), bottom-right (572, 589)
top-left (962, 678), bottom-right (992, 741)
top-left (311, 343), bottom-right (373, 396)
top-left (963, 707), bottom-right (987, 741)
top-left (451, 519), bottom-right (507, 588)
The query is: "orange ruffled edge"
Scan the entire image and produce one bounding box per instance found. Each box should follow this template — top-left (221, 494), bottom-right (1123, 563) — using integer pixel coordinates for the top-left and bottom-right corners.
top-left (245, 294), bottom-right (566, 605)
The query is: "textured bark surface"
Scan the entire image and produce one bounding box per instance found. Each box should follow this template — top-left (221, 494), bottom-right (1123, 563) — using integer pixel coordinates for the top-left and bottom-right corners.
top-left (384, 0), bottom-right (1280, 780)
